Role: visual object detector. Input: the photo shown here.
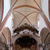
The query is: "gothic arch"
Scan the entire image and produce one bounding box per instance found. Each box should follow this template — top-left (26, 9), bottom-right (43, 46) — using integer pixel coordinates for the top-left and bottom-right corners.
top-left (40, 27), bottom-right (49, 44)
top-left (2, 32), bottom-right (7, 43)
top-left (40, 27), bottom-right (48, 36)
top-left (12, 11), bottom-right (39, 26)
top-left (12, 33), bottom-right (41, 45)
top-left (2, 27), bottom-right (11, 44)
top-left (11, 5), bottom-right (40, 12)
top-left (44, 32), bottom-right (50, 43)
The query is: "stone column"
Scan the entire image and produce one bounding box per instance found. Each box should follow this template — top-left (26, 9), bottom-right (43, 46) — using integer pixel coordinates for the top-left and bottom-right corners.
top-left (44, 45), bottom-right (48, 50)
top-left (9, 44), bottom-right (14, 50)
top-left (38, 44), bottom-right (43, 50)
top-left (37, 44), bottom-right (40, 50)
top-left (3, 48), bottom-right (5, 50)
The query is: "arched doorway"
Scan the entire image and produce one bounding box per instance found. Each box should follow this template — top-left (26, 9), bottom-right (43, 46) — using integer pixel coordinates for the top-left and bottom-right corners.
top-left (13, 36), bottom-right (38, 50)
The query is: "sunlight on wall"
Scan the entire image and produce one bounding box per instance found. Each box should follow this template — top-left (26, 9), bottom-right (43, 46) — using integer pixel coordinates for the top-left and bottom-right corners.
top-left (38, 0), bottom-right (49, 35)
top-left (42, 0), bottom-right (49, 20)
top-left (3, 0), bottom-right (10, 21)
top-left (38, 20), bottom-right (39, 28)
top-left (5, 13), bottom-right (13, 36)
top-left (3, 0), bottom-right (13, 35)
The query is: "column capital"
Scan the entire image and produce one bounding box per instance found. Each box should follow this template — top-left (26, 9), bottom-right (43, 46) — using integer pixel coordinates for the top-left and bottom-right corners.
top-left (38, 44), bottom-right (43, 48)
top-left (38, 44), bottom-right (43, 50)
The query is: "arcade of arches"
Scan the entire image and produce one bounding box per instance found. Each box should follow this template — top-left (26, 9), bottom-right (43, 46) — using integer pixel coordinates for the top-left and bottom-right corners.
top-left (0, 0), bottom-right (50, 50)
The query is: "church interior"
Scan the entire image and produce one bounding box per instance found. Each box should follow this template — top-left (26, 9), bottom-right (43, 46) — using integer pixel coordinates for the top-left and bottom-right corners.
top-left (0, 0), bottom-right (50, 50)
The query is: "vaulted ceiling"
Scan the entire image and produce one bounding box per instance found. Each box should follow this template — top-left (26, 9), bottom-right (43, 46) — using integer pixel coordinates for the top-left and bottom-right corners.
top-left (11, 0), bottom-right (41, 28)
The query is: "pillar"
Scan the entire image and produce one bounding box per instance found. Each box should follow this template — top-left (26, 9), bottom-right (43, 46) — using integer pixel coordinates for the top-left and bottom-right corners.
top-left (45, 45), bottom-right (48, 50)
top-left (38, 44), bottom-right (43, 50)
top-left (9, 44), bottom-right (14, 50)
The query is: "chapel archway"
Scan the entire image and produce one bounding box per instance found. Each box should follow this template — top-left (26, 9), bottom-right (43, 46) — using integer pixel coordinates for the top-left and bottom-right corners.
top-left (11, 23), bottom-right (41, 50)
top-left (13, 36), bottom-right (37, 50)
